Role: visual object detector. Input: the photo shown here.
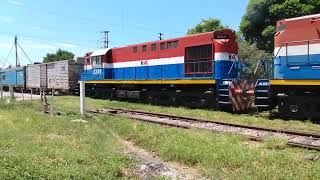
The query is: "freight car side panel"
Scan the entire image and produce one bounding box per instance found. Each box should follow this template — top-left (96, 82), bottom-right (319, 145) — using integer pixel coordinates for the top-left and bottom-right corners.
top-left (26, 64), bottom-right (48, 89)
top-left (1, 67), bottom-right (25, 87)
top-left (47, 60), bottom-right (82, 91)
top-left (68, 62), bottom-right (83, 89)
top-left (26, 64), bottom-right (40, 89)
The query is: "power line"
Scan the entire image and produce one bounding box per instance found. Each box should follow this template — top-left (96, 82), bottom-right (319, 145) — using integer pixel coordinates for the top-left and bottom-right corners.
top-left (101, 31), bottom-right (110, 48)
top-left (7, 3), bottom-right (186, 35)
top-left (2, 43), bottom-right (14, 69)
top-left (18, 42), bottom-right (33, 64)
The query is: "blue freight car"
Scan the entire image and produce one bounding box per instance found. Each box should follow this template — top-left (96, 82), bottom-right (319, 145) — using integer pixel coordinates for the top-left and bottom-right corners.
top-left (0, 66), bottom-right (26, 88)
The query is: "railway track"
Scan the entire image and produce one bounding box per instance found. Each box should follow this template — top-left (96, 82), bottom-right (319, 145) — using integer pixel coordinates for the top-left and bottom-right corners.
top-left (89, 108), bottom-right (320, 151)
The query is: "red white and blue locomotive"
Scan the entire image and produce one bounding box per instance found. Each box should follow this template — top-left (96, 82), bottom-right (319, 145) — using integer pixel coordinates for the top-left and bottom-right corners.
top-left (80, 14), bottom-right (320, 120)
top-left (256, 14), bottom-right (320, 119)
top-left (80, 29), bottom-right (253, 110)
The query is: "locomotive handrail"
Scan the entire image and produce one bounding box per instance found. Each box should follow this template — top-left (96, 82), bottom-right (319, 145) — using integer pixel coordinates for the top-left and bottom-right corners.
top-left (253, 60), bottom-right (261, 76)
top-left (227, 60), bottom-right (236, 75)
top-left (275, 39), bottom-right (320, 57)
top-left (184, 60), bottom-right (214, 76)
top-left (253, 60), bottom-right (272, 79)
top-left (274, 38), bottom-right (320, 66)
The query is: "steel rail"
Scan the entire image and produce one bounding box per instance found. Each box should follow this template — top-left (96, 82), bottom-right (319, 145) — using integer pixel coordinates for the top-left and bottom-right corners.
top-left (90, 108), bottom-right (320, 151)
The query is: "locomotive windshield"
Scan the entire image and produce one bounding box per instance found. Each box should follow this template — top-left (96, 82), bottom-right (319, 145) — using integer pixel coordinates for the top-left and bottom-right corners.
top-left (214, 34), bottom-right (229, 39)
top-left (276, 23), bottom-right (286, 32)
top-left (91, 56), bottom-right (102, 67)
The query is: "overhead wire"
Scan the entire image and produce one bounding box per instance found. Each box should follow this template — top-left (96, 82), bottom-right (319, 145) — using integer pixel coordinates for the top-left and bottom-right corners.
top-left (2, 43), bottom-right (15, 69)
top-left (18, 43), bottom-right (33, 64)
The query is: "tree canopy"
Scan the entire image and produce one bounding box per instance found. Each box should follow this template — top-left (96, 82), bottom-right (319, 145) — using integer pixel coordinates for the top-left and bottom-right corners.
top-left (187, 18), bottom-right (272, 79)
top-left (237, 36), bottom-right (272, 78)
top-left (240, 0), bottom-right (320, 53)
top-left (187, 18), bottom-right (226, 35)
top-left (43, 49), bottom-right (75, 63)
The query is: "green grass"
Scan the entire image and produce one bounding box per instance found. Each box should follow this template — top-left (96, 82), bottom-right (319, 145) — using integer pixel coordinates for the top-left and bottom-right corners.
top-left (51, 96), bottom-right (320, 133)
top-left (0, 101), bottom-right (134, 179)
top-left (100, 115), bottom-right (320, 179)
top-left (1, 96), bottom-right (320, 179)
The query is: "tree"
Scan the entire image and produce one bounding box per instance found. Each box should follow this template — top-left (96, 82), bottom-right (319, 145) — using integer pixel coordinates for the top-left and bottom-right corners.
top-left (43, 49), bottom-right (75, 63)
top-left (237, 35), bottom-right (272, 79)
top-left (187, 18), bottom-right (226, 35)
top-left (187, 18), bottom-right (272, 79)
top-left (240, 0), bottom-right (320, 53)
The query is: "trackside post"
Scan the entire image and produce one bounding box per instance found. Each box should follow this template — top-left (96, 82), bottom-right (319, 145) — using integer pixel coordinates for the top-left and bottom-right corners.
top-left (9, 85), bottom-right (14, 100)
top-left (80, 81), bottom-right (86, 116)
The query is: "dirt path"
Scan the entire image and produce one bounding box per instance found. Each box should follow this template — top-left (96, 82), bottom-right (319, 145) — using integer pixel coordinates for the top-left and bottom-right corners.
top-left (119, 139), bottom-right (206, 180)
top-left (92, 116), bottom-right (206, 179)
top-left (1, 91), bottom-right (41, 101)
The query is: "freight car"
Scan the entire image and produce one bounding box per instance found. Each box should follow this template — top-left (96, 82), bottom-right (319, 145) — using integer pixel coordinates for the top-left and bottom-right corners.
top-left (26, 63), bottom-right (47, 93)
top-left (80, 29), bottom-right (255, 111)
top-left (0, 66), bottom-right (25, 91)
top-left (256, 14), bottom-right (320, 119)
top-left (0, 59), bottom-right (83, 95)
top-left (46, 60), bottom-right (83, 94)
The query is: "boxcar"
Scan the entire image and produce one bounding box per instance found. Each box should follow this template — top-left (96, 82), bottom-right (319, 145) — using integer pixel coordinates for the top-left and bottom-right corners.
top-left (26, 63), bottom-right (47, 92)
top-left (46, 60), bottom-right (82, 94)
top-left (0, 66), bottom-right (25, 90)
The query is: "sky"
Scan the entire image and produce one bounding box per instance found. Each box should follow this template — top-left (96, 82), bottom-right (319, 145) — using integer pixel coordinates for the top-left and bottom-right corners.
top-left (0, 0), bottom-right (249, 66)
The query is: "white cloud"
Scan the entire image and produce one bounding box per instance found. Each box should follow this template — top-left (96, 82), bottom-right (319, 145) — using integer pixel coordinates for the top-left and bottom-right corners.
top-left (0, 42), bottom-right (12, 49)
top-left (7, 0), bottom-right (24, 6)
top-left (55, 42), bottom-right (78, 48)
top-left (0, 16), bottom-right (15, 23)
top-left (31, 26), bottom-right (41, 30)
top-left (24, 42), bottom-right (57, 50)
top-left (21, 41), bottom-right (78, 51)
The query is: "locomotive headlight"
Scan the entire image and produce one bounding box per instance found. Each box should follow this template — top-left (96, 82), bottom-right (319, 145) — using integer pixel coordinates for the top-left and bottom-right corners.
top-left (290, 105), bottom-right (299, 113)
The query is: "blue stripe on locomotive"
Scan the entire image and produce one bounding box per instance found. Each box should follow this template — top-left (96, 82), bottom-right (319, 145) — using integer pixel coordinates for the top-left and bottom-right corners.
top-left (80, 60), bottom-right (240, 81)
top-left (274, 54), bottom-right (320, 79)
top-left (0, 67), bottom-right (25, 86)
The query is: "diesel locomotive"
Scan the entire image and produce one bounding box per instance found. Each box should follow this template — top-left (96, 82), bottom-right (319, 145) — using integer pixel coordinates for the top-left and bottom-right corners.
top-left (256, 14), bottom-right (320, 119)
top-left (80, 29), bottom-right (256, 111)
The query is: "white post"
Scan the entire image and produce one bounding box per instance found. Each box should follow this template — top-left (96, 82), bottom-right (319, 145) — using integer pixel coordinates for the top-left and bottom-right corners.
top-left (0, 83), bottom-right (3, 99)
top-left (21, 88), bottom-right (24, 101)
top-left (80, 81), bottom-right (86, 116)
top-left (30, 89), bottom-right (33, 102)
top-left (9, 85), bottom-right (14, 100)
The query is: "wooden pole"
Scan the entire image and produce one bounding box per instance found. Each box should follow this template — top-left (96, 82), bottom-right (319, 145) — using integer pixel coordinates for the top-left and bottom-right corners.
top-left (80, 81), bottom-right (86, 116)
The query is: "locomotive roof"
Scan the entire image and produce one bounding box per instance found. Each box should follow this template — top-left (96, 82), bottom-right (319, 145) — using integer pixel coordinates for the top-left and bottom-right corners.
top-left (91, 48), bottom-right (110, 57)
top-left (112, 29), bottom-right (234, 50)
top-left (0, 66), bottom-right (24, 72)
top-left (281, 13), bottom-right (320, 22)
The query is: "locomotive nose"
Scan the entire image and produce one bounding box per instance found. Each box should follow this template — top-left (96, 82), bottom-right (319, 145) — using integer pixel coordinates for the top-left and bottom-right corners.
top-left (229, 79), bottom-right (256, 112)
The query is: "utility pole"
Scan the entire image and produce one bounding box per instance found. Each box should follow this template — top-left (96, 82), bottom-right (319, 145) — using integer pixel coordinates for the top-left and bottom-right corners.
top-left (14, 35), bottom-right (19, 66)
top-left (101, 31), bottom-right (110, 48)
top-left (158, 33), bottom-right (164, 40)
